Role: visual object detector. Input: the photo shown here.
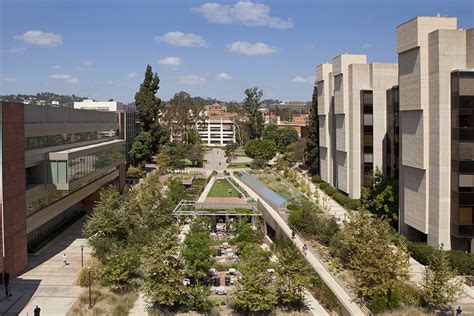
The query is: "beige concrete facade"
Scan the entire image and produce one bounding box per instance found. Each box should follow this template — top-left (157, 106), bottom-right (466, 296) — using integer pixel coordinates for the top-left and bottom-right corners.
top-left (397, 16), bottom-right (474, 251)
top-left (317, 55), bottom-right (397, 199)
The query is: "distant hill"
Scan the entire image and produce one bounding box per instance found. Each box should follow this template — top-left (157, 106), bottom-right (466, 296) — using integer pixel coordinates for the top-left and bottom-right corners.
top-left (0, 92), bottom-right (88, 108)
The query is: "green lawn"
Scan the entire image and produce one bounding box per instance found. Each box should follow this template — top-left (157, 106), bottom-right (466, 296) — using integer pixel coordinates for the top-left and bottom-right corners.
top-left (228, 162), bottom-right (250, 168)
top-left (208, 179), bottom-right (239, 197)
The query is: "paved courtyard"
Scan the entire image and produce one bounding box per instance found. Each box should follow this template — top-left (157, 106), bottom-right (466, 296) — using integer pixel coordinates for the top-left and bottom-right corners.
top-left (0, 217), bottom-right (91, 316)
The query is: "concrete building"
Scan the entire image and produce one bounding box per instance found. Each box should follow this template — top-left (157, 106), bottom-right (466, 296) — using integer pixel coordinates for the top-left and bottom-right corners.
top-left (397, 16), bottom-right (474, 251)
top-left (197, 103), bottom-right (236, 146)
top-left (74, 100), bottom-right (140, 163)
top-left (317, 54), bottom-right (398, 199)
top-left (0, 101), bottom-right (126, 276)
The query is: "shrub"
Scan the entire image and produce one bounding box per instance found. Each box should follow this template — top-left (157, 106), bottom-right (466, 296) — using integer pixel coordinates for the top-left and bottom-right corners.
top-left (312, 175), bottom-right (321, 183)
top-left (407, 242), bottom-right (435, 266)
top-left (250, 159), bottom-right (267, 169)
top-left (448, 250), bottom-right (474, 275)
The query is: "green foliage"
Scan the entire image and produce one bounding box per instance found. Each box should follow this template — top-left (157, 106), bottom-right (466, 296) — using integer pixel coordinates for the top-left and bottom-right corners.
top-left (233, 245), bottom-right (277, 312)
top-left (288, 202), bottom-right (338, 246)
top-left (339, 211), bottom-right (410, 308)
top-left (243, 87), bottom-right (264, 140)
top-left (263, 124), bottom-right (299, 153)
top-left (244, 139), bottom-right (277, 160)
top-left (276, 246), bottom-right (311, 307)
top-left (408, 242), bottom-right (474, 275)
top-left (141, 230), bottom-right (187, 307)
top-left (305, 84), bottom-right (319, 174)
top-left (360, 167), bottom-right (398, 222)
top-left (288, 139), bottom-right (307, 164)
top-left (233, 221), bottom-right (263, 246)
top-left (101, 243), bottom-right (139, 289)
top-left (422, 245), bottom-right (464, 309)
top-left (167, 180), bottom-right (186, 204)
top-left (182, 221), bottom-right (213, 278)
top-left (126, 166), bottom-right (144, 178)
top-left (312, 175), bottom-right (321, 183)
top-left (128, 132), bottom-right (153, 165)
top-left (318, 181), bottom-right (359, 210)
top-left (187, 283), bottom-right (215, 311)
top-left (1, 92), bottom-right (87, 108)
top-left (134, 65), bottom-right (164, 151)
top-left (250, 158), bottom-right (266, 169)
top-left (224, 142), bottom-right (239, 157)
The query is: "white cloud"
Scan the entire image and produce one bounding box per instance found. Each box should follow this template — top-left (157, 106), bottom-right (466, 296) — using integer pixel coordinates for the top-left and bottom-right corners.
top-left (15, 30), bottom-right (62, 46)
top-left (179, 75), bottom-right (208, 85)
top-left (158, 56), bottom-right (183, 67)
top-left (193, 1), bottom-right (293, 29)
top-left (362, 43), bottom-right (373, 50)
top-left (0, 47), bottom-right (26, 54)
top-left (51, 65), bottom-right (61, 69)
top-left (154, 32), bottom-right (207, 47)
top-left (50, 73), bottom-right (79, 84)
top-left (82, 60), bottom-right (94, 66)
top-left (128, 73), bottom-right (138, 79)
top-left (227, 41), bottom-right (277, 56)
top-left (2, 77), bottom-right (17, 82)
top-left (291, 75), bottom-right (315, 84)
top-left (216, 72), bottom-right (232, 80)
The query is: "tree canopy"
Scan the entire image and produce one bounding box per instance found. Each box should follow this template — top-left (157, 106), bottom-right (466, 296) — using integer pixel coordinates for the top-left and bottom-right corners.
top-left (306, 84), bottom-right (319, 174)
top-left (243, 87), bottom-right (264, 140)
top-left (128, 131), bottom-right (153, 165)
top-left (244, 139), bottom-right (277, 161)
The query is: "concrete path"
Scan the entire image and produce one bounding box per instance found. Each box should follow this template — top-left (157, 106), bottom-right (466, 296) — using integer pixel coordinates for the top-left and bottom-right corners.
top-left (197, 176), bottom-right (215, 203)
top-left (0, 217), bottom-right (91, 316)
top-left (230, 174), bottom-right (364, 316)
top-left (204, 149), bottom-right (228, 172)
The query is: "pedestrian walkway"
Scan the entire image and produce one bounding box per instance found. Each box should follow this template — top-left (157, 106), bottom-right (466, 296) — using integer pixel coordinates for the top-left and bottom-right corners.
top-left (0, 217), bottom-right (91, 316)
top-left (230, 173), bottom-right (365, 316)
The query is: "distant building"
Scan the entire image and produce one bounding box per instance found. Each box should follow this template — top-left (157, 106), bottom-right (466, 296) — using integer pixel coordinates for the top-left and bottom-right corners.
top-left (261, 101), bottom-right (308, 113)
top-left (197, 103), bottom-right (236, 146)
top-left (74, 100), bottom-right (140, 163)
top-left (277, 114), bottom-right (309, 138)
top-left (0, 101), bottom-right (126, 276)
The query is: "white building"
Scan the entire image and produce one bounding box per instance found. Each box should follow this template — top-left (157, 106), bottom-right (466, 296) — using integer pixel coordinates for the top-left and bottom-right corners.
top-left (197, 103), bottom-right (236, 146)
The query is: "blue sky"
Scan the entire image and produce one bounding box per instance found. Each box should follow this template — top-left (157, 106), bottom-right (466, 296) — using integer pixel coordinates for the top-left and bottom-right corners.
top-left (1, 0), bottom-right (473, 103)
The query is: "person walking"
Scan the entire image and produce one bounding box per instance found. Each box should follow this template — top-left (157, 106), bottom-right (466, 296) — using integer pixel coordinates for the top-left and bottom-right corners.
top-left (34, 305), bottom-right (41, 316)
top-left (62, 254), bottom-right (69, 266)
top-left (3, 271), bottom-right (11, 297)
top-left (456, 306), bottom-right (462, 316)
top-left (291, 229), bottom-right (296, 239)
top-left (302, 243), bottom-right (308, 255)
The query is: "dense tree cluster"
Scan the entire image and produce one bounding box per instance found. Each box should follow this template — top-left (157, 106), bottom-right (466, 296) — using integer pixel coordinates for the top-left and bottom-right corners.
top-left (244, 139), bottom-right (277, 161)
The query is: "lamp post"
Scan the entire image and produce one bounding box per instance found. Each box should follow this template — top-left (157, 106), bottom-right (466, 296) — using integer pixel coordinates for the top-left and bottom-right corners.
top-left (80, 245), bottom-right (84, 267)
top-left (88, 266), bottom-right (92, 309)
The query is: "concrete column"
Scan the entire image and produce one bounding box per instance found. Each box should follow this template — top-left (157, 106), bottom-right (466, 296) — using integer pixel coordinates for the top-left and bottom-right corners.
top-left (207, 122), bottom-right (211, 146)
top-left (220, 120), bottom-right (224, 146)
top-left (251, 215), bottom-right (256, 230)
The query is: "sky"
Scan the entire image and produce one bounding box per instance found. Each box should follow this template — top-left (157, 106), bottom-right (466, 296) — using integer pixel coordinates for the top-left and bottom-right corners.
top-left (0, 0), bottom-right (473, 103)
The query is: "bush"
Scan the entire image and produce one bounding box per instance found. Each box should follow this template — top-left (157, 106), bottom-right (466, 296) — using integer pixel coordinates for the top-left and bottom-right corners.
top-left (408, 242), bottom-right (474, 275)
top-left (250, 159), bottom-right (267, 169)
top-left (407, 242), bottom-right (435, 266)
top-left (312, 175), bottom-right (321, 183)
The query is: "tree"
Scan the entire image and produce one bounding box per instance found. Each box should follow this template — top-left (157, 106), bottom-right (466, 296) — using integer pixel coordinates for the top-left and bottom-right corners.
top-left (263, 124), bottom-right (279, 142)
top-left (339, 211), bottom-right (410, 308)
top-left (101, 243), bottom-right (139, 289)
top-left (142, 232), bottom-right (188, 307)
top-left (163, 91), bottom-right (203, 144)
top-left (224, 142), bottom-right (239, 157)
top-left (288, 139), bottom-right (307, 164)
top-left (275, 127), bottom-right (299, 153)
top-left (360, 167), bottom-right (398, 223)
top-left (306, 84), bottom-right (319, 174)
top-left (422, 245), bottom-right (464, 309)
top-left (276, 246), bottom-right (311, 306)
top-left (128, 132), bottom-right (153, 165)
top-left (155, 150), bottom-right (171, 172)
top-left (188, 143), bottom-right (204, 167)
top-left (233, 246), bottom-right (277, 312)
top-left (182, 221), bottom-right (213, 278)
top-left (244, 139), bottom-right (277, 161)
top-left (243, 87), bottom-right (264, 139)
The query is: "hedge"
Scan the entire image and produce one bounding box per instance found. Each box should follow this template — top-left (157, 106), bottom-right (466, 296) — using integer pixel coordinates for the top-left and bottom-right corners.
top-left (317, 181), bottom-right (359, 210)
top-left (408, 241), bottom-right (474, 275)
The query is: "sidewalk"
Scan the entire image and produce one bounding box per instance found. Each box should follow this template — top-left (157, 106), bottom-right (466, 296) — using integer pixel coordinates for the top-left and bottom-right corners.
top-left (0, 217), bottom-right (91, 316)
